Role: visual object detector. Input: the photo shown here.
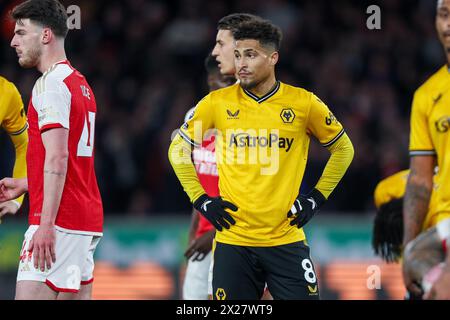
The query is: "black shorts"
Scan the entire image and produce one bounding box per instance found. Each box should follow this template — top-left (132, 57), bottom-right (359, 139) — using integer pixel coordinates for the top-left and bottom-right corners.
top-left (212, 241), bottom-right (319, 300)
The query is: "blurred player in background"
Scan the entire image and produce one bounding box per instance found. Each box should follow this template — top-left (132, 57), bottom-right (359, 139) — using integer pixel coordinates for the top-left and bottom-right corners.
top-left (0, 0), bottom-right (103, 299)
top-left (0, 76), bottom-right (28, 221)
top-left (403, 218), bottom-right (450, 299)
top-left (372, 169), bottom-right (441, 263)
top-left (403, 0), bottom-right (450, 296)
top-left (182, 54), bottom-right (235, 300)
top-left (169, 18), bottom-right (354, 299)
top-left (212, 13), bottom-right (261, 77)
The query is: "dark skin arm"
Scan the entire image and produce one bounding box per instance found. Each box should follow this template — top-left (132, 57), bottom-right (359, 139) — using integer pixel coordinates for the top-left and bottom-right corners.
top-left (402, 155), bottom-right (435, 295)
top-left (184, 229), bottom-right (215, 261)
top-left (187, 208), bottom-right (199, 246)
top-left (184, 208), bottom-right (215, 261)
top-left (403, 156), bottom-right (435, 246)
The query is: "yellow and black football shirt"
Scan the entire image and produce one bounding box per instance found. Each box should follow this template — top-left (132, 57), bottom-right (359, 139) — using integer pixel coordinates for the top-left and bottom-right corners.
top-left (0, 76), bottom-right (28, 206)
top-left (374, 169), bottom-right (446, 231)
top-left (410, 65), bottom-right (450, 218)
top-left (178, 81), bottom-right (346, 246)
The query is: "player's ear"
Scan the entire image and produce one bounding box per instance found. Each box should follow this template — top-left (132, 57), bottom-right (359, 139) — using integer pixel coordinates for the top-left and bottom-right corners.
top-left (269, 51), bottom-right (279, 66)
top-left (41, 27), bottom-right (53, 45)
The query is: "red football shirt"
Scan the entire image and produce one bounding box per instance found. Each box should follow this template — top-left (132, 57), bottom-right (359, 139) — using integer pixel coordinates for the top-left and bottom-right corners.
top-left (27, 60), bottom-right (103, 235)
top-left (185, 107), bottom-right (218, 238)
top-left (193, 134), bottom-right (219, 238)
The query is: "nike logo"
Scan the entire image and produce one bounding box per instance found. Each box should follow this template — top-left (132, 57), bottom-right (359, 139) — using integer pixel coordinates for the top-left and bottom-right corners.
top-left (291, 199), bottom-right (302, 214)
top-left (307, 198), bottom-right (317, 210)
top-left (201, 200), bottom-right (212, 212)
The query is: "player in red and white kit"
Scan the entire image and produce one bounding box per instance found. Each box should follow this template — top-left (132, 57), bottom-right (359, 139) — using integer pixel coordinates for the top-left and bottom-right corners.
top-left (0, 0), bottom-right (103, 300)
top-left (182, 54), bottom-right (235, 300)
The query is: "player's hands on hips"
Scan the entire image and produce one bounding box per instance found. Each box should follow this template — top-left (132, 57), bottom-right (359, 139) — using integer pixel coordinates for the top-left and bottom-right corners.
top-left (0, 177), bottom-right (28, 202)
top-left (184, 229), bottom-right (215, 261)
top-left (193, 194), bottom-right (237, 232)
top-left (28, 223), bottom-right (56, 272)
top-left (288, 189), bottom-right (326, 228)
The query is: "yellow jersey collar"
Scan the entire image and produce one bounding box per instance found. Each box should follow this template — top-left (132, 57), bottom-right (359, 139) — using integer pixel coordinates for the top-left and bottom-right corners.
top-left (242, 80), bottom-right (281, 103)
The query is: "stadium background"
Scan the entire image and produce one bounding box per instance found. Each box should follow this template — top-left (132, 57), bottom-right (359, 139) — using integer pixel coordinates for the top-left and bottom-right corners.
top-left (0, 0), bottom-right (443, 299)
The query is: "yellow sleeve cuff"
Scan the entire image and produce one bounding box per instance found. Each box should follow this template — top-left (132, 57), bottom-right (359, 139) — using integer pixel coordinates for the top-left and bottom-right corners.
top-left (10, 129), bottom-right (28, 206)
top-left (315, 132), bottom-right (354, 199)
top-left (168, 133), bottom-right (206, 203)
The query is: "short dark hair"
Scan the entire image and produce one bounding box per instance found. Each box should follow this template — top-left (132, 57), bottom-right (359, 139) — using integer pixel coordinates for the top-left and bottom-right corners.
top-left (232, 19), bottom-right (282, 51)
top-left (217, 13), bottom-right (261, 32)
top-left (372, 198), bottom-right (404, 263)
top-left (11, 0), bottom-right (68, 38)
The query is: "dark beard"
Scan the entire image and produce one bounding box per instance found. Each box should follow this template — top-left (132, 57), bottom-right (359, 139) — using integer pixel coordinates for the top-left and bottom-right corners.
top-left (239, 78), bottom-right (261, 91)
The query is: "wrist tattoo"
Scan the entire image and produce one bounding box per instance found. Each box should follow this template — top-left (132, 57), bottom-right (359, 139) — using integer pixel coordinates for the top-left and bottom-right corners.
top-left (404, 182), bottom-right (431, 241)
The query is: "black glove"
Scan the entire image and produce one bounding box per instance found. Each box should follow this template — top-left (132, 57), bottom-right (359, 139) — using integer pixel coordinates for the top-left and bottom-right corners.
top-left (193, 194), bottom-right (238, 231)
top-left (288, 189), bottom-right (326, 228)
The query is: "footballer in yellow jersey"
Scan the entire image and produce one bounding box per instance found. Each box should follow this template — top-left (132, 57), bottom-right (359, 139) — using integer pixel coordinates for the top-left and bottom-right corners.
top-left (169, 18), bottom-right (354, 299)
top-left (372, 169), bottom-right (448, 262)
top-left (0, 76), bottom-right (28, 219)
top-left (374, 170), bottom-right (410, 210)
top-left (178, 81), bottom-right (347, 247)
top-left (403, 0), bottom-right (450, 297)
top-left (409, 65), bottom-right (450, 217)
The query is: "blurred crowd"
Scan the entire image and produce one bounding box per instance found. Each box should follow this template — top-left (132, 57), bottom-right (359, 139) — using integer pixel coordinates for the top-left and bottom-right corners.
top-left (0, 0), bottom-right (445, 215)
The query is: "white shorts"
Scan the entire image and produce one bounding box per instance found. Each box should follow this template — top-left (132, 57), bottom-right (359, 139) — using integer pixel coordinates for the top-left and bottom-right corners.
top-left (17, 225), bottom-right (101, 293)
top-left (437, 218), bottom-right (450, 241)
top-left (183, 251), bottom-right (212, 300)
top-left (208, 253), bottom-right (214, 296)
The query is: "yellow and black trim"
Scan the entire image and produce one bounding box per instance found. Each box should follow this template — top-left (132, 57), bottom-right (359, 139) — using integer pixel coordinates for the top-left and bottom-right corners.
top-left (8, 123), bottom-right (28, 136)
top-left (322, 128), bottom-right (345, 148)
top-left (409, 149), bottom-right (437, 157)
top-left (243, 80), bottom-right (281, 104)
top-left (178, 129), bottom-right (200, 148)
